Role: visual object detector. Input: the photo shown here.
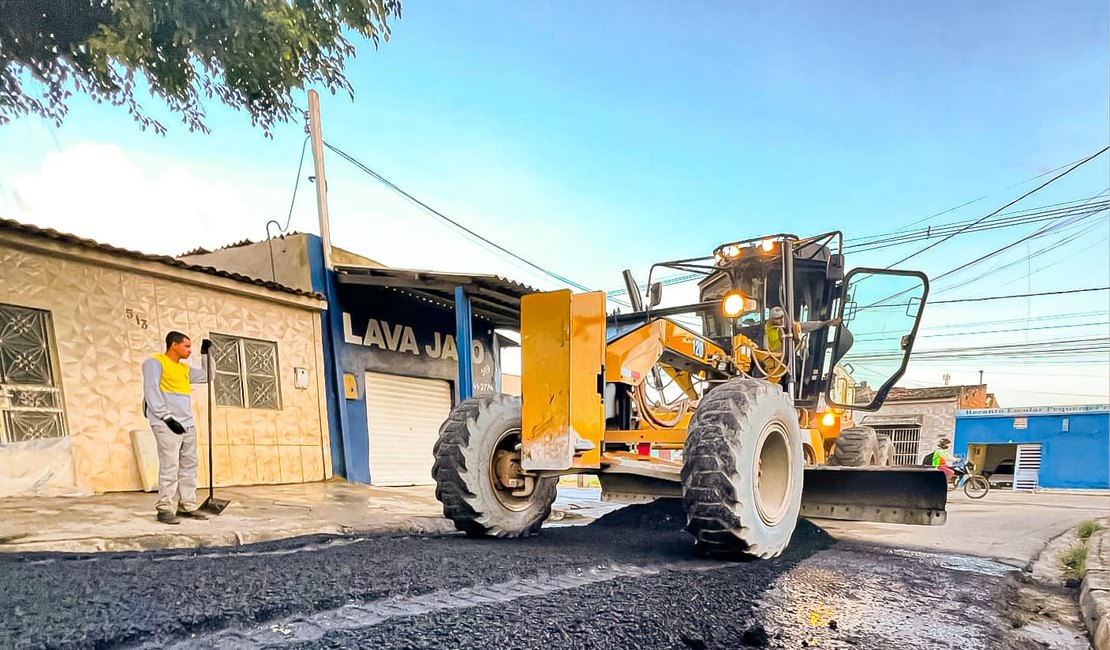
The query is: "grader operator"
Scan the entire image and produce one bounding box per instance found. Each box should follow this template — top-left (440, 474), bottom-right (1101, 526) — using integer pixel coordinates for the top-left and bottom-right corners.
top-left (432, 231), bottom-right (947, 559)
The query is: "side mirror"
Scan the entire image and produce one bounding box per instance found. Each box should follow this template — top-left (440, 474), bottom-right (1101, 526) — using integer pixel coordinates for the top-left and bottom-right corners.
top-left (622, 269), bottom-right (645, 312)
top-left (648, 282), bottom-right (663, 309)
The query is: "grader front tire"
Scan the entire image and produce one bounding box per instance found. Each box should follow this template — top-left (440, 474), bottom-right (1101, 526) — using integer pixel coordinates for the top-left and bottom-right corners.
top-left (681, 378), bottom-right (805, 560)
top-left (432, 394), bottom-right (557, 538)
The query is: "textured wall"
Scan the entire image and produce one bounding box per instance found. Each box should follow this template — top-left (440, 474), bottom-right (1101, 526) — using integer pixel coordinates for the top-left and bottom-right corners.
top-left (0, 240), bottom-right (330, 493)
top-left (182, 235), bottom-right (314, 294)
top-left (864, 399), bottom-right (957, 463)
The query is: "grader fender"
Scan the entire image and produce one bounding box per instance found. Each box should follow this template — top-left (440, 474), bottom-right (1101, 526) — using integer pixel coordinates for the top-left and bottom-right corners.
top-left (800, 466), bottom-right (947, 526)
top-left (520, 290), bottom-right (606, 470)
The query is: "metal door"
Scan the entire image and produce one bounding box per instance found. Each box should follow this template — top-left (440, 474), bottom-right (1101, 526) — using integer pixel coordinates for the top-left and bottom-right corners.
top-left (1013, 444), bottom-right (1042, 491)
top-left (364, 372), bottom-right (452, 486)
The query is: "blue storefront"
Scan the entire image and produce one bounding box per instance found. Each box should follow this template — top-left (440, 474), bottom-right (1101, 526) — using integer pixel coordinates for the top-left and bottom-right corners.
top-left (188, 233), bottom-right (533, 487)
top-left (302, 236), bottom-right (533, 486)
top-left (954, 405), bottom-right (1110, 490)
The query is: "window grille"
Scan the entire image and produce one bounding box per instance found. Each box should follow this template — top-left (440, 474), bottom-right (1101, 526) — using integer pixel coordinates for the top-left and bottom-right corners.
top-left (872, 424), bottom-right (921, 466)
top-left (210, 333), bottom-right (281, 410)
top-left (0, 304), bottom-right (67, 443)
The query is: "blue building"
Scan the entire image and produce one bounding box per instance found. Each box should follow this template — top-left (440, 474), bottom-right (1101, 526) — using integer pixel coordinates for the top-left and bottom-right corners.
top-left (954, 405), bottom-right (1109, 490)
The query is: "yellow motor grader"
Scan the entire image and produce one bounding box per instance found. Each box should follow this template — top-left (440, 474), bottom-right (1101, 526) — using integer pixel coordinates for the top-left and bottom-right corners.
top-left (432, 231), bottom-right (947, 559)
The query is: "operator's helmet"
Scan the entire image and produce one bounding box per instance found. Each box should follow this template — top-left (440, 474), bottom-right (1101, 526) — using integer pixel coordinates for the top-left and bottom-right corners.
top-left (768, 306), bottom-right (786, 323)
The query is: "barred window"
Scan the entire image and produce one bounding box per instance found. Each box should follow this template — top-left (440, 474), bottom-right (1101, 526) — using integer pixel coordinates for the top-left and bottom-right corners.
top-left (210, 333), bottom-right (282, 410)
top-left (873, 424), bottom-right (922, 466)
top-left (0, 304), bottom-right (67, 443)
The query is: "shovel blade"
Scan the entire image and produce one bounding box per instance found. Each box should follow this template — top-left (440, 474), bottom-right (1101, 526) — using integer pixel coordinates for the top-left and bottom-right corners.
top-left (199, 496), bottom-right (231, 515)
top-left (801, 466), bottom-right (948, 526)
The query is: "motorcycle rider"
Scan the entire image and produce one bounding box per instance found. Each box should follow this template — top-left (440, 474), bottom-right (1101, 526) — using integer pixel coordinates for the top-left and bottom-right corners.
top-left (932, 438), bottom-right (957, 481)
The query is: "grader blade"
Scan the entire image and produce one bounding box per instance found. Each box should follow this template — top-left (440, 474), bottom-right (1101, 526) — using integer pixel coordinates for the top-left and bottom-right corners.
top-left (800, 467), bottom-right (948, 526)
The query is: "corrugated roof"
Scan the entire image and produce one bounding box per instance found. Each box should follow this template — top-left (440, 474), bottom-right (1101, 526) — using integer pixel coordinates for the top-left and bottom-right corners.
top-left (334, 264), bottom-right (539, 327)
top-left (1, 218), bottom-right (325, 302)
top-left (885, 385), bottom-right (981, 402)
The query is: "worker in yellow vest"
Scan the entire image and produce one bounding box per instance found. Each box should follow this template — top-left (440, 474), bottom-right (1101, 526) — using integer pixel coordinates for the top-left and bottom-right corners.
top-left (759, 306), bottom-right (841, 385)
top-left (142, 331), bottom-right (209, 525)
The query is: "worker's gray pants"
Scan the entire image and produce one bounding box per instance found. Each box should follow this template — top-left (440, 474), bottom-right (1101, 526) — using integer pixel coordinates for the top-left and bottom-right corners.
top-left (151, 423), bottom-right (199, 514)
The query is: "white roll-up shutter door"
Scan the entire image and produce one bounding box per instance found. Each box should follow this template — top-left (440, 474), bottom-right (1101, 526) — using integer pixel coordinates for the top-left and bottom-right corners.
top-left (1013, 444), bottom-right (1043, 491)
top-left (365, 373), bottom-right (453, 486)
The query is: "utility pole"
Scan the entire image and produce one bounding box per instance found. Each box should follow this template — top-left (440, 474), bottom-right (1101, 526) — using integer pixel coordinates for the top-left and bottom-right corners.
top-left (943, 373), bottom-right (951, 386)
top-left (307, 89), bottom-right (334, 271)
top-left (979, 369), bottom-right (984, 385)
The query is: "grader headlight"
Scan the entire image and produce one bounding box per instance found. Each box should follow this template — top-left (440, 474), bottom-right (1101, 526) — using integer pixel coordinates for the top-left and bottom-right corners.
top-left (722, 291), bottom-right (754, 318)
top-left (820, 412), bottom-right (836, 428)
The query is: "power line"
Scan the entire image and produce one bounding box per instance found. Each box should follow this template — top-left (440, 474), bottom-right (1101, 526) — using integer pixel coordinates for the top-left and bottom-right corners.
top-left (929, 286), bottom-right (1110, 305)
top-left (854, 320), bottom-right (1109, 342)
top-left (847, 197), bottom-right (1107, 254)
top-left (606, 194), bottom-right (1107, 297)
top-left (994, 231), bottom-right (1110, 292)
top-left (884, 145), bottom-right (1110, 269)
top-left (919, 310), bottom-right (1109, 331)
top-left (277, 136), bottom-right (310, 236)
top-left (849, 150), bottom-right (1105, 242)
top-left (938, 218), bottom-right (1103, 290)
top-left (863, 200), bottom-right (1105, 309)
top-left (322, 141), bottom-right (603, 296)
top-left (930, 206), bottom-right (1105, 291)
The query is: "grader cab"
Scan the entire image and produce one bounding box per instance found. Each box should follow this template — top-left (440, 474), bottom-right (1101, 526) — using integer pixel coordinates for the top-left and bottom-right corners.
top-left (432, 231), bottom-right (948, 559)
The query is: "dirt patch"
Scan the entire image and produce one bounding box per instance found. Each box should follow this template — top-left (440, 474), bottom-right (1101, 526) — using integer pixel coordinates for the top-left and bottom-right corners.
top-left (1004, 576), bottom-right (1089, 649)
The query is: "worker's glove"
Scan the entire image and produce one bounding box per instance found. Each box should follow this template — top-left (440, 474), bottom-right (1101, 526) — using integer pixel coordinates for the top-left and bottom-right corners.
top-left (200, 338), bottom-right (212, 355)
top-left (163, 417), bottom-right (186, 435)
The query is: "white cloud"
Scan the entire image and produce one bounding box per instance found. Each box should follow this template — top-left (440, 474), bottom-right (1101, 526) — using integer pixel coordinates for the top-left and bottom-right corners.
top-left (6, 143), bottom-right (261, 256)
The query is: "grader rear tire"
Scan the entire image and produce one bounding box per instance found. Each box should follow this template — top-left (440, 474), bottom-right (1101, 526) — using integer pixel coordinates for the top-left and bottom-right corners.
top-left (827, 426), bottom-right (880, 467)
top-left (875, 432), bottom-right (895, 466)
top-left (432, 394), bottom-right (557, 538)
top-left (681, 378), bottom-right (804, 559)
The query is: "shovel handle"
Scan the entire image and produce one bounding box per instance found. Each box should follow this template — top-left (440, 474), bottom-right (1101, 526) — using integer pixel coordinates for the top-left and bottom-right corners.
top-left (206, 351), bottom-right (216, 500)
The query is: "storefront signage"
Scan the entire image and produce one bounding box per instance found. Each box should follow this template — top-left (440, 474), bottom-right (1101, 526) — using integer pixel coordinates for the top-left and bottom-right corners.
top-left (342, 313), bottom-right (486, 363)
top-left (959, 404), bottom-right (1110, 417)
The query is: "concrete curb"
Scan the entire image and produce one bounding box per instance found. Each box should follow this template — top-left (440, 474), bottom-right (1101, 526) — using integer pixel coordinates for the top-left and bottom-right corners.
top-left (1080, 528), bottom-right (1110, 650)
top-left (0, 516), bottom-right (458, 555)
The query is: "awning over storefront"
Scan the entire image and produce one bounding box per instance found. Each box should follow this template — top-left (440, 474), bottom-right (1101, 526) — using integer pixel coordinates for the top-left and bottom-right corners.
top-left (334, 265), bottom-right (537, 328)
top-left (860, 414), bottom-right (924, 427)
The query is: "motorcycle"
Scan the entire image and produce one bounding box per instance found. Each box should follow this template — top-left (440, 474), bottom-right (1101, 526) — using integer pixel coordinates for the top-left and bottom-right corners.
top-left (946, 458), bottom-right (990, 499)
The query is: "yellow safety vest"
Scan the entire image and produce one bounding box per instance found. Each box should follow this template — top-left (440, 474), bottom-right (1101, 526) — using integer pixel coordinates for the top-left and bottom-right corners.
top-left (765, 322), bottom-right (782, 353)
top-left (153, 354), bottom-right (192, 396)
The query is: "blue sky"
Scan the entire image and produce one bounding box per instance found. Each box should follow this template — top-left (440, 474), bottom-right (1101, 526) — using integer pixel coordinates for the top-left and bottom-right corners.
top-left (1, 1), bottom-right (1107, 405)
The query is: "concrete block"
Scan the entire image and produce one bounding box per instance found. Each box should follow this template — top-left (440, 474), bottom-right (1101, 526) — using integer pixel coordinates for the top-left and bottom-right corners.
top-left (1097, 617), bottom-right (1110, 650)
top-left (128, 429), bottom-right (159, 492)
top-left (1085, 570), bottom-right (1110, 593)
top-left (1082, 586), bottom-right (1110, 649)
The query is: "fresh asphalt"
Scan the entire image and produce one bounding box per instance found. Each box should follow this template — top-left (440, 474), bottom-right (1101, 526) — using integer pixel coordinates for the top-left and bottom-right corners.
top-left (1, 499), bottom-right (1087, 649)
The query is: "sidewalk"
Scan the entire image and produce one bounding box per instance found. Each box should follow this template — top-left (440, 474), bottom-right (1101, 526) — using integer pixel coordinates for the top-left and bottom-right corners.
top-left (1081, 526), bottom-right (1110, 650)
top-left (0, 481), bottom-right (615, 555)
top-left (0, 481), bottom-right (456, 554)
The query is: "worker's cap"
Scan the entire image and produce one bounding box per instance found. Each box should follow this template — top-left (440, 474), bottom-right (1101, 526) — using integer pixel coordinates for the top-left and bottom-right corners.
top-left (938, 438), bottom-right (952, 446)
top-left (769, 306), bottom-right (786, 322)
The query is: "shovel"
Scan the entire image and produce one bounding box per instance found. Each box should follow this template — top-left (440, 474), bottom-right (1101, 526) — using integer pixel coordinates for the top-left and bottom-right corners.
top-left (199, 345), bottom-right (231, 515)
